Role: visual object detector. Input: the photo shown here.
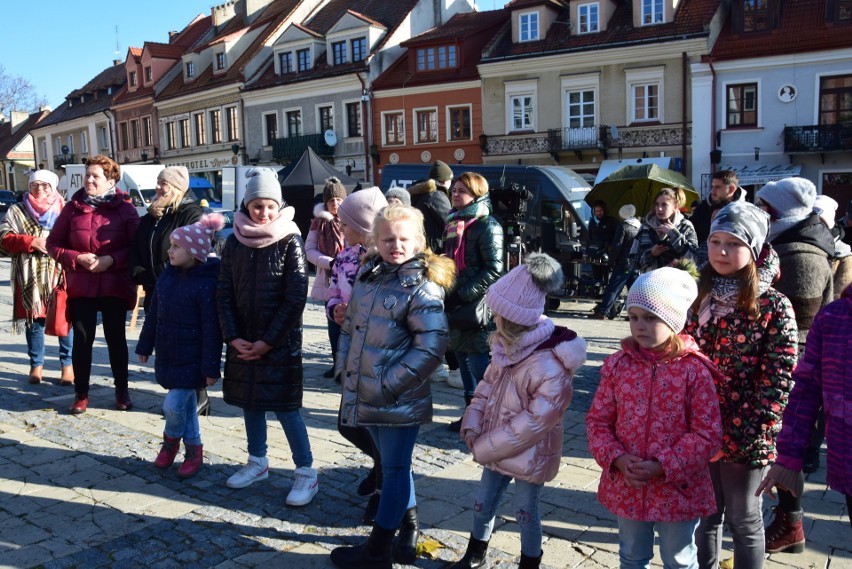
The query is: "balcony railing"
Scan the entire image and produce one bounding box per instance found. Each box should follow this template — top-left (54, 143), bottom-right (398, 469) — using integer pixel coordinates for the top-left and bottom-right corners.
top-left (272, 133), bottom-right (334, 161)
top-left (481, 132), bottom-right (551, 156)
top-left (604, 123), bottom-right (689, 148)
top-left (53, 154), bottom-right (76, 167)
top-left (548, 126), bottom-right (607, 151)
top-left (784, 124), bottom-right (852, 153)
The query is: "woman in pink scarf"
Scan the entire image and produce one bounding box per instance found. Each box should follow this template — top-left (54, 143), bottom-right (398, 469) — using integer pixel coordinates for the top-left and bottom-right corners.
top-left (0, 170), bottom-right (73, 385)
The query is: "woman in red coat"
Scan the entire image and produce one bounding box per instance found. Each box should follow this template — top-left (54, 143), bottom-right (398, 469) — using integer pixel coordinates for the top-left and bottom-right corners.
top-left (47, 155), bottom-right (140, 414)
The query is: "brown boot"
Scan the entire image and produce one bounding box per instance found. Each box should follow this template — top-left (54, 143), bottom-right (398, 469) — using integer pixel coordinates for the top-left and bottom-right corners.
top-left (765, 507), bottom-right (805, 553)
top-left (60, 365), bottom-right (74, 386)
top-left (28, 366), bottom-right (43, 384)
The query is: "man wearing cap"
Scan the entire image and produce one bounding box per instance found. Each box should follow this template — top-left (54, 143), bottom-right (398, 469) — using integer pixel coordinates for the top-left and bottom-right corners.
top-left (591, 204), bottom-right (641, 319)
top-left (408, 160), bottom-right (452, 253)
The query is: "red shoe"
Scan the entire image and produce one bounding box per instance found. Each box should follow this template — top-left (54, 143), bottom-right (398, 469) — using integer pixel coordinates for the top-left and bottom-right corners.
top-left (176, 444), bottom-right (203, 479)
top-left (765, 507), bottom-right (806, 553)
top-left (115, 388), bottom-right (133, 411)
top-left (69, 396), bottom-right (88, 414)
top-left (154, 434), bottom-right (181, 469)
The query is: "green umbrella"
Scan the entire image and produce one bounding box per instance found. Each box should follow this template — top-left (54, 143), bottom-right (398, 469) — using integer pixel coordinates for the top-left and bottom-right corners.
top-left (585, 164), bottom-right (699, 218)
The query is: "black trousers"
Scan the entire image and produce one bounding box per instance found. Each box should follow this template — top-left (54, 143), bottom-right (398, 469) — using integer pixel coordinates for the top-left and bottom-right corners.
top-left (69, 296), bottom-right (129, 398)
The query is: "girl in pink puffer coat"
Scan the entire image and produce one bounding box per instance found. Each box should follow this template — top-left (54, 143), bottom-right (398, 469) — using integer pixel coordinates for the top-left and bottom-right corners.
top-left (453, 254), bottom-right (587, 569)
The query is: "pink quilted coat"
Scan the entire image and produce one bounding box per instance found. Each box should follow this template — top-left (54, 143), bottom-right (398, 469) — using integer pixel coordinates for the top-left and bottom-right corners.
top-left (460, 325), bottom-right (586, 485)
top-left (586, 336), bottom-right (723, 522)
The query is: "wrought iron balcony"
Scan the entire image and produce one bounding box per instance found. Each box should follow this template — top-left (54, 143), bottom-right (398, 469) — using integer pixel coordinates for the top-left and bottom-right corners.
top-left (784, 124), bottom-right (852, 153)
top-left (481, 132), bottom-right (552, 156)
top-left (53, 154), bottom-right (76, 167)
top-left (548, 126), bottom-right (607, 151)
top-left (272, 133), bottom-right (334, 161)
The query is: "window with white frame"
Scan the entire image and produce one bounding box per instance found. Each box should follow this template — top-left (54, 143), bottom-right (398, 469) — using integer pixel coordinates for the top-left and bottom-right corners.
top-left (279, 52), bottom-right (293, 74)
top-left (143, 116), bottom-right (152, 146)
top-left (562, 74), bottom-right (600, 147)
top-left (40, 139), bottom-right (47, 160)
top-left (166, 122), bottom-right (177, 150)
top-left (286, 110), bottom-right (302, 137)
top-left (383, 112), bottom-right (405, 145)
top-left (100, 127), bottom-right (109, 150)
top-left (226, 107), bottom-right (239, 141)
top-left (626, 67), bottom-right (663, 123)
top-left (129, 71), bottom-right (137, 87)
top-left (185, 61), bottom-right (195, 78)
top-left (578, 3), bottom-right (600, 33)
top-left (448, 106), bottom-right (471, 141)
top-left (726, 83), bottom-right (758, 128)
top-left (297, 48), bottom-right (311, 72)
top-left (194, 113), bottom-right (207, 145)
top-left (642, 0), bottom-right (664, 25)
top-left (346, 102), bottom-right (362, 137)
top-left (179, 118), bottom-right (190, 148)
top-left (351, 37), bottom-right (367, 62)
top-left (80, 131), bottom-right (88, 153)
top-left (263, 113), bottom-right (278, 145)
top-left (519, 12), bottom-right (539, 41)
top-left (319, 106), bottom-right (334, 133)
top-left (67, 135), bottom-right (74, 154)
top-left (216, 52), bottom-right (226, 71)
top-left (54, 138), bottom-right (62, 155)
top-left (415, 109), bottom-right (438, 143)
top-left (332, 41), bottom-right (347, 65)
top-left (210, 109), bottom-right (222, 143)
top-left (506, 81), bottom-right (538, 132)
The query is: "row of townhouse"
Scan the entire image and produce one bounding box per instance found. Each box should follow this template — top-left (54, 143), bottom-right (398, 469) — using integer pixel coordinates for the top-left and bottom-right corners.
top-left (22, 0), bottom-right (852, 217)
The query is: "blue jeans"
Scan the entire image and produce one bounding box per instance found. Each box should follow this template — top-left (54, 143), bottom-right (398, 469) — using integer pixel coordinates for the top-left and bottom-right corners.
top-left (243, 409), bottom-right (313, 468)
top-left (25, 318), bottom-right (73, 368)
top-left (163, 389), bottom-right (201, 446)
top-left (472, 467), bottom-right (543, 557)
top-left (596, 266), bottom-right (638, 317)
top-left (618, 517), bottom-right (700, 569)
top-left (367, 425), bottom-right (419, 530)
top-left (696, 462), bottom-right (766, 569)
top-left (455, 351), bottom-right (490, 398)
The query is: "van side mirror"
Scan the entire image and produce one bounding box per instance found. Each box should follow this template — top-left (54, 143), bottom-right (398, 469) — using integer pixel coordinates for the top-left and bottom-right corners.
top-left (569, 222), bottom-right (579, 239)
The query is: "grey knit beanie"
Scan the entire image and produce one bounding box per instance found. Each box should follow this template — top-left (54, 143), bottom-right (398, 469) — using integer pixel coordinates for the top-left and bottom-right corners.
top-left (385, 187), bottom-right (411, 206)
top-left (755, 177), bottom-right (816, 221)
top-left (242, 168), bottom-right (281, 207)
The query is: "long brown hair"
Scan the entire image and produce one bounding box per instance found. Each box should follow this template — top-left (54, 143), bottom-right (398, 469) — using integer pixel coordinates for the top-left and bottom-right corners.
top-left (692, 259), bottom-right (760, 320)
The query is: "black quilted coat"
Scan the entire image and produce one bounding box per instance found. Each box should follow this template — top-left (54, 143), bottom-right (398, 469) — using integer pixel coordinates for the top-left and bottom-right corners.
top-left (216, 232), bottom-right (308, 411)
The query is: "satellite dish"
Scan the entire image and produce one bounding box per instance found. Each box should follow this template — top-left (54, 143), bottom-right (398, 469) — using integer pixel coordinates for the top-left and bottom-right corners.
top-left (324, 130), bottom-right (338, 147)
top-left (610, 125), bottom-right (620, 140)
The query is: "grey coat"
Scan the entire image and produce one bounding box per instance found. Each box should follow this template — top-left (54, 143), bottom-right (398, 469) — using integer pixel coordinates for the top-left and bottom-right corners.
top-left (337, 253), bottom-right (454, 428)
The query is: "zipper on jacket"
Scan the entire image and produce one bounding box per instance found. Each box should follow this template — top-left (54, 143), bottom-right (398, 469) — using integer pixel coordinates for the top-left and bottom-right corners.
top-left (148, 217), bottom-right (160, 278)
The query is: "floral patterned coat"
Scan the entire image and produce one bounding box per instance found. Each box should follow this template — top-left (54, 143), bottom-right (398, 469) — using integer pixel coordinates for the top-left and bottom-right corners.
top-left (685, 283), bottom-right (798, 467)
top-left (587, 336), bottom-right (723, 522)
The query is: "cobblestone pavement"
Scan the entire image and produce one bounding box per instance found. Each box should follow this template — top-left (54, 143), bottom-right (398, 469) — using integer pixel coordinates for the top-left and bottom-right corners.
top-left (0, 259), bottom-right (848, 569)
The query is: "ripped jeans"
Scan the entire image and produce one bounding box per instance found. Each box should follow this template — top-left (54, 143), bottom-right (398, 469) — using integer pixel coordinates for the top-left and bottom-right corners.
top-left (471, 466), bottom-right (542, 557)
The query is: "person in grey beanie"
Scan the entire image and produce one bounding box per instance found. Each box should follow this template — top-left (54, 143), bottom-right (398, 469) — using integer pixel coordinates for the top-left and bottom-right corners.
top-left (385, 187), bottom-right (411, 207)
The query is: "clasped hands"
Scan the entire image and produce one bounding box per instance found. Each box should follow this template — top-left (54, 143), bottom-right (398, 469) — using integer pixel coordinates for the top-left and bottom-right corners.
top-left (230, 338), bottom-right (272, 361)
top-left (76, 252), bottom-right (114, 273)
top-left (613, 454), bottom-right (664, 487)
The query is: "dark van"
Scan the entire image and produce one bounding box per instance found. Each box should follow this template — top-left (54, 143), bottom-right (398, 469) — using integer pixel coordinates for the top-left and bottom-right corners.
top-left (378, 163), bottom-right (592, 264)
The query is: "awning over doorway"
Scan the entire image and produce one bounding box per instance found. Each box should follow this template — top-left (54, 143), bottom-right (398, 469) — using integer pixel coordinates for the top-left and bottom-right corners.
top-left (719, 163), bottom-right (802, 186)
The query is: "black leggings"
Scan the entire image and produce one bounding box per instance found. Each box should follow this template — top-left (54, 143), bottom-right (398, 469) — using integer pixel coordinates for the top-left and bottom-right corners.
top-left (69, 296), bottom-right (129, 397)
top-left (338, 409), bottom-right (383, 489)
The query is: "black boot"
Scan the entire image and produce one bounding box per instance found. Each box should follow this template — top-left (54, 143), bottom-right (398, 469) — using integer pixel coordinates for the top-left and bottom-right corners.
top-left (196, 388), bottom-right (211, 416)
top-left (330, 524), bottom-right (395, 569)
top-left (518, 550), bottom-right (543, 568)
top-left (448, 395), bottom-right (473, 433)
top-left (357, 467), bottom-right (377, 496)
top-left (392, 506), bottom-right (419, 564)
top-left (448, 536), bottom-right (488, 569)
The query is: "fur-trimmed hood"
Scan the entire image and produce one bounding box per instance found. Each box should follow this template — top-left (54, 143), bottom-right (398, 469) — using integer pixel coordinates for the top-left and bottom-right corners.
top-left (360, 251), bottom-right (456, 292)
top-left (312, 202), bottom-right (334, 221)
top-left (408, 179), bottom-right (439, 197)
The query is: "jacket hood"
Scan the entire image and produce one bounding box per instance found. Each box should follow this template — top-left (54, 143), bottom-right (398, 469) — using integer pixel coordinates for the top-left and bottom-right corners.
top-left (535, 326), bottom-right (587, 371)
top-left (360, 251), bottom-right (456, 291)
top-left (164, 256), bottom-right (220, 278)
top-left (621, 334), bottom-right (727, 383)
top-left (772, 213), bottom-right (835, 257)
top-left (312, 203), bottom-right (334, 221)
top-left (624, 217), bottom-right (641, 229)
top-left (408, 179), bottom-right (438, 197)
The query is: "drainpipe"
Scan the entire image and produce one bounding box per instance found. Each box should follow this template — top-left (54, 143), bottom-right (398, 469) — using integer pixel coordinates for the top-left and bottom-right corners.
top-left (708, 57), bottom-right (717, 175)
top-left (357, 72), bottom-right (372, 184)
top-left (682, 52), bottom-right (688, 178)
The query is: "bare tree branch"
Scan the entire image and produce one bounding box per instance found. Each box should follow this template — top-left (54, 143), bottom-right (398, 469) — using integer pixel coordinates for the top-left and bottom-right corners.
top-left (0, 64), bottom-right (48, 116)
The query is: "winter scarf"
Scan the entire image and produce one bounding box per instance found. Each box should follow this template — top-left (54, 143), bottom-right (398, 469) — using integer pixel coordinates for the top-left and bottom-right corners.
top-left (490, 317), bottom-right (555, 367)
top-left (313, 212), bottom-right (344, 257)
top-left (444, 197), bottom-right (491, 272)
top-left (24, 191), bottom-right (62, 230)
top-left (82, 187), bottom-right (117, 207)
top-left (696, 247), bottom-right (779, 327)
top-left (644, 208), bottom-right (685, 233)
top-left (233, 206), bottom-right (300, 249)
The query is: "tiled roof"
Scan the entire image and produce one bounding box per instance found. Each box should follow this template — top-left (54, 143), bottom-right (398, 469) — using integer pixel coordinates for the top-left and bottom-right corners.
top-left (157, 0), bottom-right (303, 101)
top-left (483, 0), bottom-right (720, 62)
top-left (37, 63), bottom-right (126, 128)
top-left (506, 0), bottom-right (567, 9)
top-left (169, 13), bottom-right (212, 48)
top-left (244, 0), bottom-right (420, 92)
top-left (710, 0), bottom-right (852, 60)
top-left (0, 110), bottom-right (49, 157)
top-left (373, 10), bottom-right (510, 90)
top-left (128, 47), bottom-right (142, 60)
top-left (145, 42), bottom-right (187, 59)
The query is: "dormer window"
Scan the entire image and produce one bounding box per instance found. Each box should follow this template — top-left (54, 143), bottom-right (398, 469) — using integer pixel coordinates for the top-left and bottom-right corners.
top-left (332, 41), bottom-right (347, 65)
top-left (186, 61), bottom-right (195, 78)
top-left (519, 12), bottom-right (539, 41)
top-left (129, 71), bottom-right (137, 87)
top-left (578, 3), bottom-right (600, 33)
top-left (216, 52), bottom-right (226, 71)
top-left (144, 66), bottom-right (152, 82)
top-left (641, 0), bottom-right (664, 25)
top-left (352, 37), bottom-right (367, 62)
top-left (297, 48), bottom-right (311, 72)
top-left (743, 0), bottom-right (768, 31)
top-left (416, 45), bottom-right (457, 71)
top-left (280, 52), bottom-right (293, 74)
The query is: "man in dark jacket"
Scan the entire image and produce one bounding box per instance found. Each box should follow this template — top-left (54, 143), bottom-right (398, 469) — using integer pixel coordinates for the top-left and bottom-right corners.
top-left (408, 161), bottom-right (452, 254)
top-left (692, 169), bottom-right (747, 243)
top-left (586, 200), bottom-right (617, 288)
top-left (591, 204), bottom-right (641, 319)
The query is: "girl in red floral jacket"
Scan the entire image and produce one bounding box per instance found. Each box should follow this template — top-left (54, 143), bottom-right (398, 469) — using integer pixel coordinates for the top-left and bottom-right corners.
top-left (684, 201), bottom-right (798, 569)
top-left (587, 266), bottom-right (723, 569)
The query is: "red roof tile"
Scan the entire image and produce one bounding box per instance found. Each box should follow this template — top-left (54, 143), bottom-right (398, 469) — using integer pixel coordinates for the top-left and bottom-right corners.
top-left (0, 110), bottom-right (50, 158)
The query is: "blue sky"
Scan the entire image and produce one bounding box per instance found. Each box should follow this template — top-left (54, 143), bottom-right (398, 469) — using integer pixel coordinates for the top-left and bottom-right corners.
top-left (2, 0), bottom-right (504, 113)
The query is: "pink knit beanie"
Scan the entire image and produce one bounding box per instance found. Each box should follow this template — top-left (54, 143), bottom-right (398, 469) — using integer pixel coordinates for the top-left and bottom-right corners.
top-left (485, 253), bottom-right (564, 326)
top-left (338, 186), bottom-right (388, 236)
top-left (171, 213), bottom-right (226, 263)
top-left (626, 267), bottom-right (697, 332)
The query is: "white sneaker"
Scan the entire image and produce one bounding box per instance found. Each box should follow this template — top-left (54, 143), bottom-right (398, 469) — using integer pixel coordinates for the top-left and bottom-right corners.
top-left (226, 455), bottom-right (269, 489)
top-left (447, 369), bottom-right (464, 388)
top-left (286, 466), bottom-right (319, 506)
top-left (430, 363), bottom-right (449, 383)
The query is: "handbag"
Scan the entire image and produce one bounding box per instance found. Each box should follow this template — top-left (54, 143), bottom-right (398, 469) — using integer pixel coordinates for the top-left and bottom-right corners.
top-left (446, 296), bottom-right (490, 331)
top-left (45, 273), bottom-right (70, 337)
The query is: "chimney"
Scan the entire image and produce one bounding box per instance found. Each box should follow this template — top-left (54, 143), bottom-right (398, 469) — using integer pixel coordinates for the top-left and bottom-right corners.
top-left (10, 111), bottom-right (29, 132)
top-left (0, 113), bottom-right (6, 124)
top-left (212, 0), bottom-right (238, 28)
top-left (168, 31), bottom-right (178, 41)
top-left (39, 105), bottom-right (52, 113)
top-left (244, 0), bottom-right (273, 24)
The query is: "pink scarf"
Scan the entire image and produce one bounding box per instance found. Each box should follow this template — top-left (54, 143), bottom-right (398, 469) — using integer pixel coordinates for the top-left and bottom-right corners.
top-left (233, 206), bottom-right (301, 249)
top-left (24, 191), bottom-right (63, 229)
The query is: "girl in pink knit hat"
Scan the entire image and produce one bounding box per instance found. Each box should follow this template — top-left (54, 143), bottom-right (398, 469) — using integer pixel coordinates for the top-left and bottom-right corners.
top-left (450, 253), bottom-right (587, 569)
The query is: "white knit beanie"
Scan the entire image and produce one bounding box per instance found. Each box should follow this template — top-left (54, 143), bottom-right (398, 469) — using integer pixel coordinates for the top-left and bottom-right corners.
top-left (485, 253), bottom-right (564, 326)
top-left (626, 267), bottom-right (698, 332)
top-left (755, 177), bottom-right (816, 221)
top-left (813, 194), bottom-right (838, 230)
top-left (28, 169), bottom-right (59, 192)
top-left (338, 187), bottom-right (388, 236)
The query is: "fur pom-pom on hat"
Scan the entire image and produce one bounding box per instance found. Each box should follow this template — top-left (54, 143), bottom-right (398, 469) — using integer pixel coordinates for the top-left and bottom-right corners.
top-left (171, 213), bottom-right (225, 263)
top-left (486, 253), bottom-right (564, 326)
top-left (322, 176), bottom-right (348, 204)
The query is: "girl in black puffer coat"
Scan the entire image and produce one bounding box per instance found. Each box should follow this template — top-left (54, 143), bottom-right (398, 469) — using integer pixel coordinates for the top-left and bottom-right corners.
top-left (216, 170), bottom-right (318, 508)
